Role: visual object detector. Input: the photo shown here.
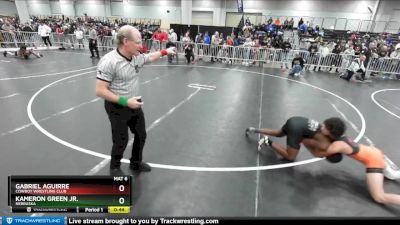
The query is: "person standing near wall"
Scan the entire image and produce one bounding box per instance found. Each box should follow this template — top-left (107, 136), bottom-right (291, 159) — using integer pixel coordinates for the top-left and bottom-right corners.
top-left (166, 29), bottom-right (177, 63)
top-left (38, 21), bottom-right (52, 48)
top-left (211, 31), bottom-right (219, 62)
top-left (74, 27), bottom-right (84, 49)
top-left (203, 31), bottom-right (211, 57)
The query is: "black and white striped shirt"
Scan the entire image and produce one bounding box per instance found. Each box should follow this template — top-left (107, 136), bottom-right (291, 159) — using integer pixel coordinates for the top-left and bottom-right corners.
top-left (96, 49), bottom-right (149, 98)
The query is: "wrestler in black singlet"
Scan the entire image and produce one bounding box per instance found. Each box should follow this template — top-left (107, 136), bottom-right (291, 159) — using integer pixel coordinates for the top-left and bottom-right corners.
top-left (281, 116), bottom-right (321, 149)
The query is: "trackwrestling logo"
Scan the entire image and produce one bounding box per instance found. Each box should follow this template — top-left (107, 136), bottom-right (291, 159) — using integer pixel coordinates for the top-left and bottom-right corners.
top-left (1, 216), bottom-right (64, 225)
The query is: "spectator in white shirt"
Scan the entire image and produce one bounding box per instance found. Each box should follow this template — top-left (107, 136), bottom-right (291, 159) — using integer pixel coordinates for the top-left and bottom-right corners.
top-left (340, 54), bottom-right (367, 81)
top-left (74, 27), bottom-right (84, 49)
top-left (38, 21), bottom-right (52, 47)
top-left (168, 29), bottom-right (177, 42)
top-left (242, 38), bottom-right (254, 66)
top-left (1, 20), bottom-right (15, 33)
top-left (390, 44), bottom-right (400, 80)
top-left (182, 31), bottom-right (191, 43)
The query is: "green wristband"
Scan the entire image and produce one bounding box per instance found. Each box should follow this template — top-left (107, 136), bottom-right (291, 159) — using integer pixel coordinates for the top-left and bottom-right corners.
top-left (118, 96), bottom-right (128, 107)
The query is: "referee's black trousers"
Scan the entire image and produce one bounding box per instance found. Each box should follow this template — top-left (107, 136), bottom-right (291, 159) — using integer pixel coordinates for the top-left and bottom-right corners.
top-left (104, 101), bottom-right (147, 168)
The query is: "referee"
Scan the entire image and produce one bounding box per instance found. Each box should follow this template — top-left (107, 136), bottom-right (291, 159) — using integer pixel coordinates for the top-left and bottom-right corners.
top-left (88, 24), bottom-right (100, 58)
top-left (96, 25), bottom-right (176, 172)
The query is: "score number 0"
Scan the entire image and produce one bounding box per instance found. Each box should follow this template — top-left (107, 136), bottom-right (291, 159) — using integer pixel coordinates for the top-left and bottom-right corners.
top-left (119, 185), bottom-right (125, 205)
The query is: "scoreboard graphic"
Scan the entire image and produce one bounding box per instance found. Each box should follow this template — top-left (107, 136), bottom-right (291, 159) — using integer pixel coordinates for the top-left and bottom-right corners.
top-left (8, 176), bottom-right (132, 213)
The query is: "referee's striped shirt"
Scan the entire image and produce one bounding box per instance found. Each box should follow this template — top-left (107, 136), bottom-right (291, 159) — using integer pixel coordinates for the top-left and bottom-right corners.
top-left (96, 49), bottom-right (149, 98)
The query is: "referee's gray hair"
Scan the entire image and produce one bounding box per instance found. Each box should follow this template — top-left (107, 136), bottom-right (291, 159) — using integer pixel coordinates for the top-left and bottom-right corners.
top-left (116, 26), bottom-right (134, 47)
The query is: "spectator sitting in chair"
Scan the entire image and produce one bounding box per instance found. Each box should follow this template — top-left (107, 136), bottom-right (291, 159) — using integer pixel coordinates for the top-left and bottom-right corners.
top-left (340, 54), bottom-right (367, 82)
top-left (288, 53), bottom-right (304, 77)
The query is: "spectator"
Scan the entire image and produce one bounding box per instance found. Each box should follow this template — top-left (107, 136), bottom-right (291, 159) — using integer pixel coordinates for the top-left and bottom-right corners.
top-left (56, 24), bottom-right (65, 49)
top-left (22, 23), bottom-right (35, 47)
top-left (283, 19), bottom-right (289, 30)
top-left (184, 43), bottom-right (194, 64)
top-left (242, 37), bottom-right (253, 66)
top-left (305, 41), bottom-right (318, 71)
top-left (298, 18), bottom-right (304, 27)
top-left (203, 31), bottom-right (210, 45)
top-left (340, 54), bottom-right (367, 81)
top-left (315, 25), bottom-right (320, 35)
top-left (385, 34), bottom-right (393, 46)
top-left (328, 42), bottom-right (343, 73)
top-left (307, 23), bottom-right (314, 36)
top-left (203, 31), bottom-right (211, 56)
top-left (281, 38), bottom-right (292, 70)
top-left (74, 27), bottom-right (84, 49)
top-left (288, 53), bottom-right (305, 77)
top-left (151, 27), bottom-right (168, 47)
top-left (211, 31), bottom-right (219, 62)
top-left (288, 18), bottom-right (294, 31)
top-left (64, 24), bottom-right (75, 49)
top-left (195, 33), bottom-right (202, 43)
top-left (38, 21), bottom-right (52, 47)
top-left (267, 17), bottom-right (273, 25)
top-left (299, 22), bottom-right (307, 34)
top-left (274, 18), bottom-right (281, 26)
top-left (111, 26), bottom-right (118, 46)
top-left (165, 29), bottom-right (178, 62)
top-left (390, 43), bottom-right (400, 79)
top-left (317, 42), bottom-right (331, 71)
top-left (1, 20), bottom-right (15, 33)
top-left (182, 30), bottom-right (191, 43)
top-left (340, 44), bottom-right (355, 74)
top-left (168, 29), bottom-right (177, 42)
top-left (22, 23), bottom-right (33, 32)
top-left (245, 17), bottom-right (251, 25)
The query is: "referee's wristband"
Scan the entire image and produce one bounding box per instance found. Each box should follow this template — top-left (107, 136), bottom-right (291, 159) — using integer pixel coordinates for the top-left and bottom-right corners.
top-left (161, 49), bottom-right (168, 56)
top-left (118, 96), bottom-right (128, 107)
